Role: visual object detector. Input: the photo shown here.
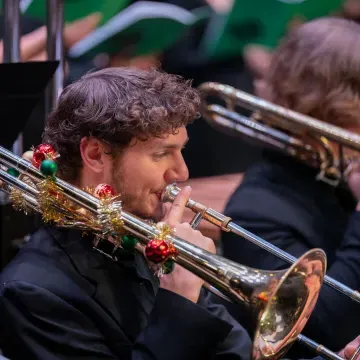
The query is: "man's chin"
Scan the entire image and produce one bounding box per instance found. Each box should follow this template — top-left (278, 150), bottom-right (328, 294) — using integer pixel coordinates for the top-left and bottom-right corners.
top-left (120, 196), bottom-right (167, 221)
top-left (151, 207), bottom-right (167, 222)
top-left (125, 206), bottom-right (165, 223)
top-left (146, 202), bottom-right (168, 222)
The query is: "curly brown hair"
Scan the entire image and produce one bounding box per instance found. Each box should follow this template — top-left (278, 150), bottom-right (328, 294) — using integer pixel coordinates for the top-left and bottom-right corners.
top-left (43, 67), bottom-right (200, 181)
top-left (265, 17), bottom-right (360, 127)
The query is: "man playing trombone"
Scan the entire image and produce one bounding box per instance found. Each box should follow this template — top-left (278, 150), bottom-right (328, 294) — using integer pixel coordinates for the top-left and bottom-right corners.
top-left (0, 66), bottom-right (358, 360)
top-left (0, 67), bottom-right (251, 360)
top-left (221, 16), bottom-right (360, 356)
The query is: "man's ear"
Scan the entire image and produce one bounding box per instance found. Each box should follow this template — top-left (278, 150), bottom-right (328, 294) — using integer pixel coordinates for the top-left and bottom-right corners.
top-left (80, 137), bottom-right (112, 173)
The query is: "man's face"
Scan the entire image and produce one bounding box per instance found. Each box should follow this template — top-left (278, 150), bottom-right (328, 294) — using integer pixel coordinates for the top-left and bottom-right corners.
top-left (110, 126), bottom-right (189, 221)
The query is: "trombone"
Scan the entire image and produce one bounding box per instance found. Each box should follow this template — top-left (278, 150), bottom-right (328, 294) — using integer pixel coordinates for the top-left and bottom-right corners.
top-left (162, 183), bottom-right (360, 304)
top-left (0, 144), bottom-right (343, 360)
top-left (198, 82), bottom-right (360, 187)
top-left (162, 81), bottom-right (360, 303)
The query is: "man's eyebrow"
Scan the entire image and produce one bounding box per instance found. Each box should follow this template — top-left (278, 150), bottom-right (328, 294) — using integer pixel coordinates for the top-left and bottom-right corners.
top-left (156, 137), bottom-right (189, 149)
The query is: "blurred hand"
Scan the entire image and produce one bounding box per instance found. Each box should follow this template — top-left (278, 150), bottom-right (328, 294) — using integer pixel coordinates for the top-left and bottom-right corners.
top-left (159, 186), bottom-right (216, 303)
top-left (0, 12), bottom-right (101, 72)
top-left (205, 0), bottom-right (234, 13)
top-left (243, 45), bottom-right (273, 100)
top-left (243, 44), bottom-right (273, 80)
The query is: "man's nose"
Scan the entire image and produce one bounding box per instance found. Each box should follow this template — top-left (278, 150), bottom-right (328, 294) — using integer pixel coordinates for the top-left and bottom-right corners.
top-left (176, 160), bottom-right (189, 182)
top-left (165, 160), bottom-right (189, 184)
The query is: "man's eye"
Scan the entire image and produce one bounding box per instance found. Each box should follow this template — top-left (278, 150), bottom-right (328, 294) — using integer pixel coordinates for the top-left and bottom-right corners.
top-left (153, 152), bottom-right (168, 159)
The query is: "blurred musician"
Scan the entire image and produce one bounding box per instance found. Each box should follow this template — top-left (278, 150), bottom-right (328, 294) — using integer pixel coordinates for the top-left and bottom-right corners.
top-left (221, 17), bottom-right (360, 355)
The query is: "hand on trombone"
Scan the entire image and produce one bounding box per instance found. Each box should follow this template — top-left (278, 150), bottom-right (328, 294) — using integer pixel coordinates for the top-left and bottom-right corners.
top-left (159, 186), bottom-right (216, 303)
top-left (339, 336), bottom-right (360, 360)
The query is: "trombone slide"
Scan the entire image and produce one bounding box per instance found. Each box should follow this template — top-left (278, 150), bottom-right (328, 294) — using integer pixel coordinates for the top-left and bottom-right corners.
top-left (162, 184), bottom-right (360, 304)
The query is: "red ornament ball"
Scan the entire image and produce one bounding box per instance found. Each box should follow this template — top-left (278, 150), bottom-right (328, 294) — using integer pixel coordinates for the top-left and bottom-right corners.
top-left (145, 239), bottom-right (173, 264)
top-left (94, 184), bottom-right (116, 199)
top-left (32, 144), bottom-right (57, 168)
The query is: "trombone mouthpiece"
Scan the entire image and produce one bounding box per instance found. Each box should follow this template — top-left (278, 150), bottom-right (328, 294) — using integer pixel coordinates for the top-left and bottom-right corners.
top-left (161, 183), bottom-right (232, 231)
top-left (161, 183), bottom-right (179, 203)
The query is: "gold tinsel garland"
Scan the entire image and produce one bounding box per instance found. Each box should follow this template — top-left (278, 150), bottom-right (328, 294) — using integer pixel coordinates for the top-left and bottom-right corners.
top-left (7, 166), bottom-right (176, 277)
top-left (9, 188), bottom-right (34, 215)
top-left (36, 178), bottom-right (101, 232)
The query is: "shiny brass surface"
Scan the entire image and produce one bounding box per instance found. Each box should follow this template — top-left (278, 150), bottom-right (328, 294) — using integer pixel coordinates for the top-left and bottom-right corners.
top-left (199, 82), bottom-right (360, 186)
top-left (252, 250), bottom-right (325, 360)
top-left (163, 183), bottom-right (354, 360)
top-left (0, 145), bottom-right (330, 360)
top-left (162, 183), bottom-right (360, 304)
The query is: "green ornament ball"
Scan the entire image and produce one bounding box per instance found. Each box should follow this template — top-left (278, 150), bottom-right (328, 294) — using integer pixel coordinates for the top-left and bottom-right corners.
top-left (7, 168), bottom-right (20, 177)
top-left (40, 159), bottom-right (58, 176)
top-left (122, 234), bottom-right (138, 252)
top-left (162, 259), bottom-right (175, 274)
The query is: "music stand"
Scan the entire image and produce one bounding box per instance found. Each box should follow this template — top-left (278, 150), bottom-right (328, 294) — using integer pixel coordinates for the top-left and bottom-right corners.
top-left (0, 60), bottom-right (59, 270)
top-left (0, 61), bottom-right (59, 149)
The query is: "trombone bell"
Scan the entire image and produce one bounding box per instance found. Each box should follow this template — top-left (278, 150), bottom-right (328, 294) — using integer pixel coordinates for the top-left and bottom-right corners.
top-left (162, 184), bottom-right (326, 359)
top-left (250, 249), bottom-right (326, 360)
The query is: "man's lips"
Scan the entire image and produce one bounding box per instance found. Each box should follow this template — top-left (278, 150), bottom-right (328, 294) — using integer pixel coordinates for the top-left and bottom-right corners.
top-left (154, 185), bottom-right (170, 200)
top-left (155, 191), bottom-right (163, 200)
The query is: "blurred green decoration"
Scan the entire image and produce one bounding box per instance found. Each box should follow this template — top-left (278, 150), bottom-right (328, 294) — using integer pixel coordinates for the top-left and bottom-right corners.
top-left (67, 2), bottom-right (211, 59)
top-left (200, 0), bottom-right (344, 61)
top-left (18, 0), bottom-right (131, 25)
top-left (9, 0), bottom-right (211, 59)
